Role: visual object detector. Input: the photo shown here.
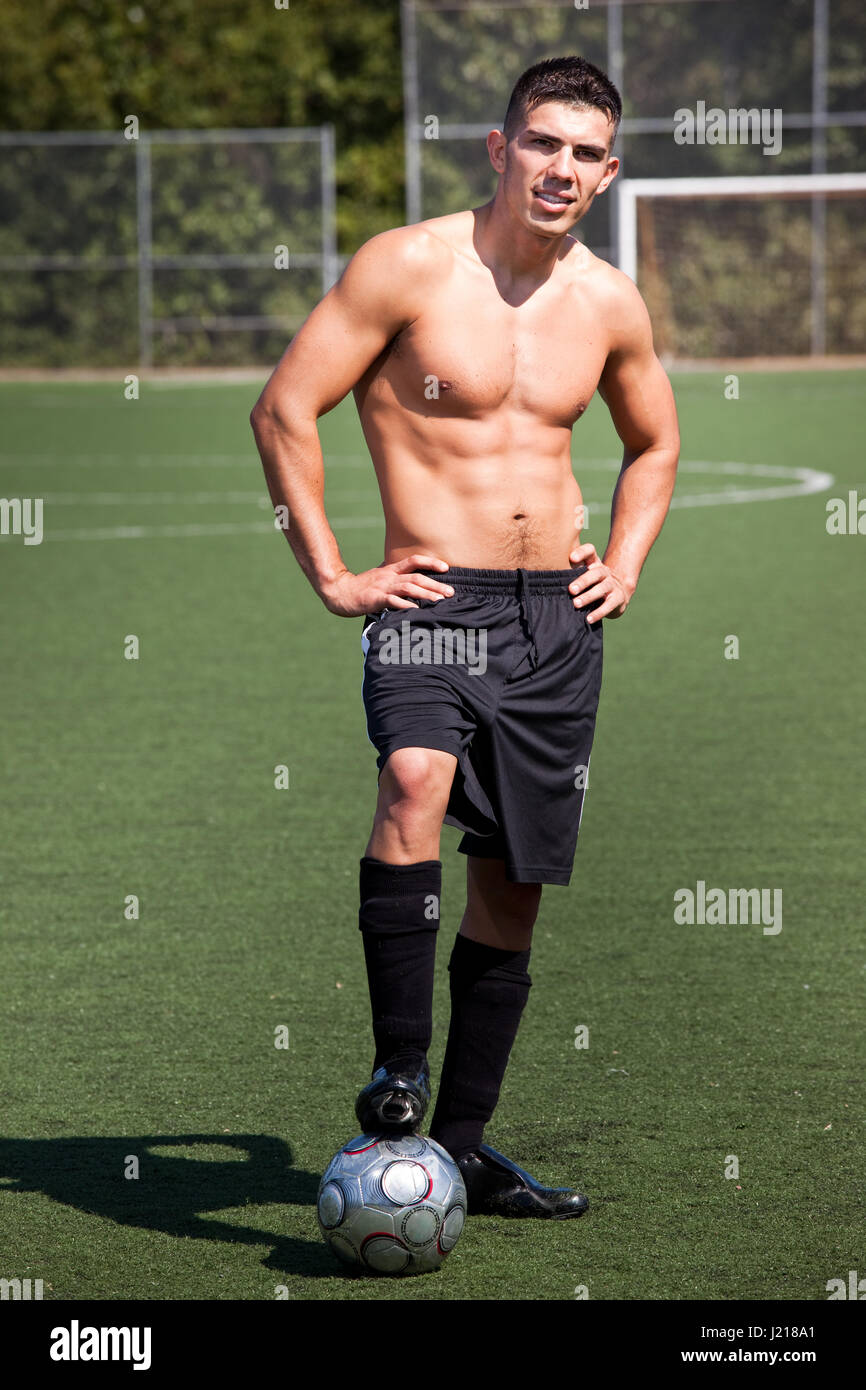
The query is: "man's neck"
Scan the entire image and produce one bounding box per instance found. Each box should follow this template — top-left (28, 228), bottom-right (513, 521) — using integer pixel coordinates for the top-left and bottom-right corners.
top-left (472, 194), bottom-right (569, 296)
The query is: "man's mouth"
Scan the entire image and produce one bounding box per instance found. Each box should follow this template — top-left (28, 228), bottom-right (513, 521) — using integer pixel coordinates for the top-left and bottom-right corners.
top-left (533, 190), bottom-right (575, 212)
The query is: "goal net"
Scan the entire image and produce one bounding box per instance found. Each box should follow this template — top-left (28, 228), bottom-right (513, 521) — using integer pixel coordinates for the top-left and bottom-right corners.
top-left (616, 174), bottom-right (866, 360)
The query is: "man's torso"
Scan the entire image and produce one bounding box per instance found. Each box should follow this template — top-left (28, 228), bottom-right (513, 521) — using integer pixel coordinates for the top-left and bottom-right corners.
top-left (352, 209), bottom-right (621, 569)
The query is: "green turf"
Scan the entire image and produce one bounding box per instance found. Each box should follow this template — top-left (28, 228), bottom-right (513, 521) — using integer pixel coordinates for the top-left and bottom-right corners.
top-left (0, 371), bottom-right (863, 1300)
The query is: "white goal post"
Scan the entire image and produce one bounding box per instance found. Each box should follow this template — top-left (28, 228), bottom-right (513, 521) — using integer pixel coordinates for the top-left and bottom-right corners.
top-left (614, 171), bottom-right (866, 358)
top-left (615, 173), bottom-right (866, 358)
top-left (617, 173), bottom-right (866, 283)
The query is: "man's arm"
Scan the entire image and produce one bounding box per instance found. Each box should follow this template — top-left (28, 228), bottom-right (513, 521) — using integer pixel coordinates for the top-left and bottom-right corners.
top-left (250, 226), bottom-right (454, 616)
top-left (569, 273), bottom-right (680, 622)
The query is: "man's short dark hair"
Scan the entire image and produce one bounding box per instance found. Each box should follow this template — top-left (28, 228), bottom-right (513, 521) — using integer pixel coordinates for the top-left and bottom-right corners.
top-left (503, 55), bottom-right (622, 147)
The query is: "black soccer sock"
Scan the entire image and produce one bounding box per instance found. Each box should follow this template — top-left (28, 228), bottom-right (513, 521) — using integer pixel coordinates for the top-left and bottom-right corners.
top-left (429, 932), bottom-right (532, 1160)
top-left (358, 856), bottom-right (441, 1077)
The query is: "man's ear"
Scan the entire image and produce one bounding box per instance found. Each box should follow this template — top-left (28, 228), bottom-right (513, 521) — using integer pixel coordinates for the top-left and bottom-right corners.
top-left (487, 128), bottom-right (507, 174)
top-left (598, 156), bottom-right (620, 195)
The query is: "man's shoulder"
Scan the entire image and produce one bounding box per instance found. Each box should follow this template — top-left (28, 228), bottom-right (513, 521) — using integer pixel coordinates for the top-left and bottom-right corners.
top-left (568, 241), bottom-right (642, 306)
top-left (333, 216), bottom-right (470, 335)
top-left (351, 214), bottom-right (467, 277)
top-left (566, 243), bottom-right (652, 350)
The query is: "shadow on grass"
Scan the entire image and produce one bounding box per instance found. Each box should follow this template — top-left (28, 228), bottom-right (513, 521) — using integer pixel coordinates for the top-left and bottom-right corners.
top-left (0, 1133), bottom-right (356, 1279)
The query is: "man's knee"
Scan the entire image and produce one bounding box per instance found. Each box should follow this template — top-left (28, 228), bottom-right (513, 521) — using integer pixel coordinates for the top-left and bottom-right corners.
top-left (378, 747), bottom-right (456, 813)
top-left (367, 748), bottom-right (457, 861)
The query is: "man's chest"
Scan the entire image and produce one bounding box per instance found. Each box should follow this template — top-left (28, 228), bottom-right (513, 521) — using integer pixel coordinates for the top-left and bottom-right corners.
top-left (376, 281), bottom-right (609, 427)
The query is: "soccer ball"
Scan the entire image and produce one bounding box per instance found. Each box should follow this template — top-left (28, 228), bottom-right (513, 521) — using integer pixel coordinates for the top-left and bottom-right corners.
top-left (317, 1132), bottom-right (467, 1275)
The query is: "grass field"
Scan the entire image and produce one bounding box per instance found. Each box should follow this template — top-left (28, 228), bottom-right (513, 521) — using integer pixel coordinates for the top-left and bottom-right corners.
top-left (1, 370), bottom-right (863, 1302)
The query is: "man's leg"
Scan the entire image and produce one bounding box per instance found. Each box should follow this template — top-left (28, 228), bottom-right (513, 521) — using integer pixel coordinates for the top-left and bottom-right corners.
top-left (430, 856), bottom-right (588, 1218)
top-left (429, 856), bottom-right (540, 1158)
top-left (356, 747), bottom-right (456, 1130)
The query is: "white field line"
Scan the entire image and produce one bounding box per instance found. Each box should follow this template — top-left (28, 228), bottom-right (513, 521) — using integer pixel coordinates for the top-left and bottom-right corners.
top-left (0, 453), bottom-right (372, 469)
top-left (38, 490), bottom-right (270, 506)
top-left (33, 518), bottom-right (384, 542)
top-left (0, 460), bottom-right (835, 542)
top-left (669, 461), bottom-right (835, 507)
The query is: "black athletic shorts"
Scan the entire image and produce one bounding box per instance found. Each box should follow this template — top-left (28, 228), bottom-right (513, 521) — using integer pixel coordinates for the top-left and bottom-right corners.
top-left (360, 566), bottom-right (603, 886)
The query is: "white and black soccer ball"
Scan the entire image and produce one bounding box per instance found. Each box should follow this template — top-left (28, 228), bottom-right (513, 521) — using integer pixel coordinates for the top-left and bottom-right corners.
top-left (317, 1133), bottom-right (467, 1275)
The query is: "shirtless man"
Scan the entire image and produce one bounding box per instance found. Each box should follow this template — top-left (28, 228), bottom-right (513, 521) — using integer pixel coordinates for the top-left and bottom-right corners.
top-left (251, 56), bottom-right (680, 1220)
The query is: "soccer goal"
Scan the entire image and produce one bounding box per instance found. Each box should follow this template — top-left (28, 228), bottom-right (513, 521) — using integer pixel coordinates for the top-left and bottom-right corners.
top-left (615, 173), bottom-right (866, 361)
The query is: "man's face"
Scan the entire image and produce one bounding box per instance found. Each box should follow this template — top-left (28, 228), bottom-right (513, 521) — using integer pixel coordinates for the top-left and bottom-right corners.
top-left (489, 100), bottom-right (619, 236)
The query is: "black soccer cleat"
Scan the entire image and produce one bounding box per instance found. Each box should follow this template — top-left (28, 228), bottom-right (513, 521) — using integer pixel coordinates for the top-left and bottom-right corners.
top-left (354, 1062), bottom-right (431, 1134)
top-left (456, 1143), bottom-right (589, 1219)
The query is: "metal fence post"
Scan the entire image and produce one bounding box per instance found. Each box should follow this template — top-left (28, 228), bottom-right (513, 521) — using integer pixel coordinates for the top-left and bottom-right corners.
top-left (607, 0), bottom-right (625, 268)
top-left (811, 0), bottom-right (828, 356)
top-left (321, 123), bottom-right (339, 293)
top-left (401, 0), bottom-right (421, 225)
top-left (136, 135), bottom-right (153, 368)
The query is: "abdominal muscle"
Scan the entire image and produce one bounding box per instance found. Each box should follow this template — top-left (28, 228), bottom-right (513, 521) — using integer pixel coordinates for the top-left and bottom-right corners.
top-left (364, 414), bottom-right (585, 571)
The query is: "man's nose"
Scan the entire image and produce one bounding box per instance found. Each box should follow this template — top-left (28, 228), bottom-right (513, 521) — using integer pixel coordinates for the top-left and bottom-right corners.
top-left (547, 147), bottom-right (574, 181)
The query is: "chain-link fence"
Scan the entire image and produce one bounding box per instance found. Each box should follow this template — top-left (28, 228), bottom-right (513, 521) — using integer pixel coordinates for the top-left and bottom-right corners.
top-left (0, 127), bottom-right (337, 368)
